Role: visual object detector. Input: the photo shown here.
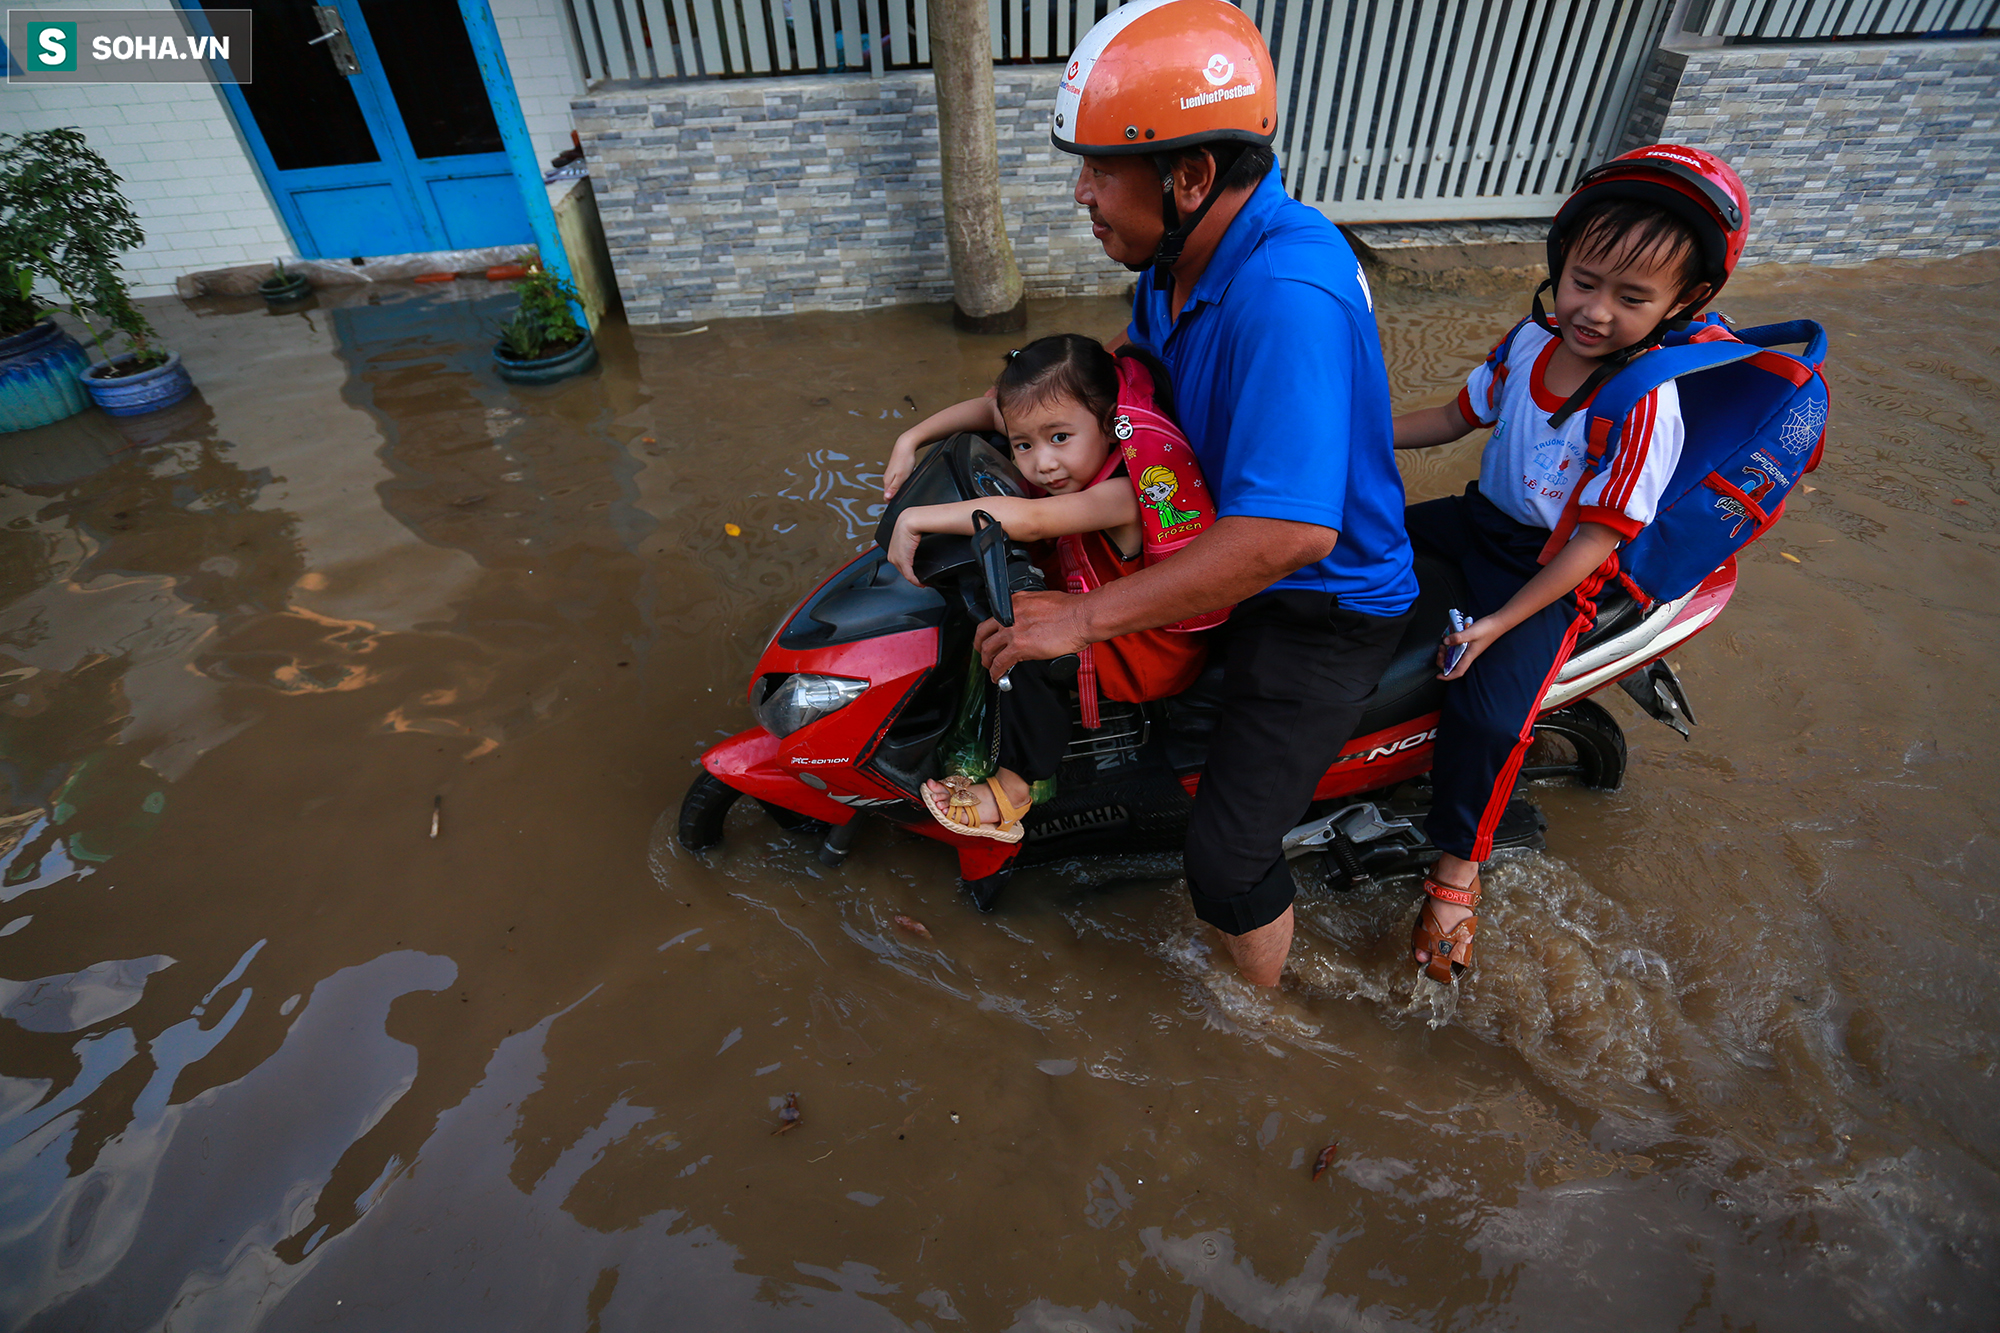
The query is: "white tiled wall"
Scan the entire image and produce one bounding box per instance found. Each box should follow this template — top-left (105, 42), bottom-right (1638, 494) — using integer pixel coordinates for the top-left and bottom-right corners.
top-left (1, 1), bottom-right (290, 298)
top-left (1, 1), bottom-right (588, 298)
top-left (493, 0), bottom-right (590, 163)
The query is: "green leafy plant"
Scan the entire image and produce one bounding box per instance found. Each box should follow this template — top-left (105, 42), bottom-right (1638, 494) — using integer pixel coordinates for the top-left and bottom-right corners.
top-left (497, 265), bottom-right (585, 360)
top-left (0, 128), bottom-right (162, 369)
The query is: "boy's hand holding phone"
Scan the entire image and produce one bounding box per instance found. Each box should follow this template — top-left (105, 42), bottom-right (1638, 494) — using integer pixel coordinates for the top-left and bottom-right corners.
top-left (1441, 609), bottom-right (1472, 677)
top-left (1439, 608), bottom-right (1506, 681)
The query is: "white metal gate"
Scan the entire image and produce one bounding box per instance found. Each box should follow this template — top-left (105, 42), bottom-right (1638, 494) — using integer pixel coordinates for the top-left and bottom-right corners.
top-left (562, 0), bottom-right (1675, 221)
top-left (1246, 0), bottom-right (1674, 221)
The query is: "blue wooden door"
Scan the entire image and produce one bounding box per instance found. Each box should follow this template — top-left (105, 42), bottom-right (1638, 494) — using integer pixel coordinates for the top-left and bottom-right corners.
top-left (192, 0), bottom-right (532, 259)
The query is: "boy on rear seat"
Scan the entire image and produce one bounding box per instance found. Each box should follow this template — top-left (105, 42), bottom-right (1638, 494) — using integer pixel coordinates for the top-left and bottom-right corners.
top-left (1391, 144), bottom-right (1751, 986)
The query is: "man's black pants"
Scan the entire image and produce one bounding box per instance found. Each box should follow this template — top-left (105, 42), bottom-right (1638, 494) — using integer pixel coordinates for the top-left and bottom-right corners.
top-left (1184, 589), bottom-right (1411, 935)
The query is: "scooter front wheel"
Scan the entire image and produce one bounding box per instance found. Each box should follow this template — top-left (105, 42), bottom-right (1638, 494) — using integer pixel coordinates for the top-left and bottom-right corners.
top-left (756, 799), bottom-right (829, 837)
top-left (678, 771), bottom-right (744, 852)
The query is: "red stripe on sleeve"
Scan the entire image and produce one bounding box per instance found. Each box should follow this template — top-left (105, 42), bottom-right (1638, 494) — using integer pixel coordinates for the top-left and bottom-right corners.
top-left (1603, 391), bottom-right (1657, 513)
top-left (1576, 505), bottom-right (1644, 539)
top-left (1456, 385), bottom-right (1482, 427)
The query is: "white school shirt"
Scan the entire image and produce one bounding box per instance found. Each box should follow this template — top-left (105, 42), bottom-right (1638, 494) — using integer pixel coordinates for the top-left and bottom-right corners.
top-left (1457, 322), bottom-right (1684, 539)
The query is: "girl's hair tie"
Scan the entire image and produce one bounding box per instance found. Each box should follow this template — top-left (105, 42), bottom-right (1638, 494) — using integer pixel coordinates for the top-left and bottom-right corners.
top-left (1006, 348), bottom-right (1022, 360)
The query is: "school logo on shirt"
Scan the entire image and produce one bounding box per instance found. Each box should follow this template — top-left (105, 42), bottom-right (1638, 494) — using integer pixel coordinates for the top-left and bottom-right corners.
top-left (1530, 435), bottom-right (1576, 499)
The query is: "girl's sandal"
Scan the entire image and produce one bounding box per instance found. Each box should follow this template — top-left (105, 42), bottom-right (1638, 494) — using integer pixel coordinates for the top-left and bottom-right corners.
top-left (1412, 872), bottom-right (1481, 985)
top-left (921, 775), bottom-right (1029, 845)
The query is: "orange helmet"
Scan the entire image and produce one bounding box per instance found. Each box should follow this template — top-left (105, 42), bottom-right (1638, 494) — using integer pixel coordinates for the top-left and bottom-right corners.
top-left (1052, 0), bottom-right (1277, 157)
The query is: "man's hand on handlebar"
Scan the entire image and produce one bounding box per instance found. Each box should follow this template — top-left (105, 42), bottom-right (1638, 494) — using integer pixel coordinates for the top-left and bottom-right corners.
top-left (976, 591), bottom-right (1092, 680)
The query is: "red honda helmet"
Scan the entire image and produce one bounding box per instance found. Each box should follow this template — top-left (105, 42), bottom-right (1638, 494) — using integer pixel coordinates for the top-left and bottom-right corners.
top-left (1549, 144), bottom-right (1751, 307)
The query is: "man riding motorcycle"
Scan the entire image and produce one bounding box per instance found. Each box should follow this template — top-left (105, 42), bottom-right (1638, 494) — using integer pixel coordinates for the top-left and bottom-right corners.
top-left (978, 0), bottom-right (1417, 986)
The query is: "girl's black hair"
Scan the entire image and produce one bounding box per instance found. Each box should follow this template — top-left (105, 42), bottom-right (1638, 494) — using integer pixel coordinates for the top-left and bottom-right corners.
top-left (1562, 196), bottom-right (1705, 293)
top-left (994, 334), bottom-right (1178, 427)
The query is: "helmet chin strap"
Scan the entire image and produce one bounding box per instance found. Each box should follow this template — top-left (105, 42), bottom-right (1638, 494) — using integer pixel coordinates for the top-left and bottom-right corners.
top-left (1125, 166), bottom-right (1230, 283)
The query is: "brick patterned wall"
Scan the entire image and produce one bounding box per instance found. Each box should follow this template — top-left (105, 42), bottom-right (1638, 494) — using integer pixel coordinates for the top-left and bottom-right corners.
top-left (1619, 46), bottom-right (1688, 154)
top-left (573, 67), bottom-right (1128, 325)
top-left (1656, 38), bottom-right (1998, 266)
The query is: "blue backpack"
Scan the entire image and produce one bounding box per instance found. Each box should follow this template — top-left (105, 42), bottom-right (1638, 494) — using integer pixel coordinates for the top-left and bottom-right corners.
top-left (1563, 313), bottom-right (1830, 604)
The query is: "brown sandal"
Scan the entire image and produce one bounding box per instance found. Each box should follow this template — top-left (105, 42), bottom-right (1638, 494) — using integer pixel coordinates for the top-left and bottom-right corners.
top-left (1412, 871), bottom-right (1481, 984)
top-left (921, 775), bottom-right (1029, 844)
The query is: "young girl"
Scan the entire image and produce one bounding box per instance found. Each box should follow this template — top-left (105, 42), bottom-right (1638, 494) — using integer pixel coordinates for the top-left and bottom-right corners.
top-left (883, 334), bottom-right (1222, 843)
top-left (1393, 144), bottom-right (1748, 984)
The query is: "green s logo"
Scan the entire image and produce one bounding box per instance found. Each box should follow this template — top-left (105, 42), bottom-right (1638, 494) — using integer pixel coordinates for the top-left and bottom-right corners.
top-left (27, 22), bottom-right (80, 72)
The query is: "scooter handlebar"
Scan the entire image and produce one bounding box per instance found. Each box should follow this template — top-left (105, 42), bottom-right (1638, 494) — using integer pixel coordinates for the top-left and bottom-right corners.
top-left (970, 509), bottom-right (1015, 628)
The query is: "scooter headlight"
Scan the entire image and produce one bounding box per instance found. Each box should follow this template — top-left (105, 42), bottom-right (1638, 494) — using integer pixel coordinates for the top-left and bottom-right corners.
top-left (753, 673), bottom-right (868, 739)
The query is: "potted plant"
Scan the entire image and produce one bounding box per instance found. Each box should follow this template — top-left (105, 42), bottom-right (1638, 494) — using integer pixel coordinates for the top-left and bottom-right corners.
top-left (492, 264), bottom-right (596, 385)
top-left (257, 257), bottom-right (311, 310)
top-left (0, 128), bottom-right (191, 424)
top-left (1, 132), bottom-right (94, 432)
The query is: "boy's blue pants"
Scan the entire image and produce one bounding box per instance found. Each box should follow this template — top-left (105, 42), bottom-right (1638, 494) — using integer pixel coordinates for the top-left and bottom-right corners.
top-left (1406, 484), bottom-right (1614, 862)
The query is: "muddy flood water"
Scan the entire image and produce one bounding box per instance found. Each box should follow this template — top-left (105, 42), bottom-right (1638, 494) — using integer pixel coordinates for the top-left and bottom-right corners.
top-left (0, 250), bottom-right (1995, 1331)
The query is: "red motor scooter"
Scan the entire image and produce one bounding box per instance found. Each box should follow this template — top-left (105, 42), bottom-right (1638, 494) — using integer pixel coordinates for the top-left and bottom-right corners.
top-left (678, 433), bottom-right (1729, 908)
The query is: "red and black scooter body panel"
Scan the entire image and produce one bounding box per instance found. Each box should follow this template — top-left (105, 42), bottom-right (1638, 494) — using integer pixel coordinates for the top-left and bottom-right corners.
top-left (690, 436), bottom-right (1740, 900)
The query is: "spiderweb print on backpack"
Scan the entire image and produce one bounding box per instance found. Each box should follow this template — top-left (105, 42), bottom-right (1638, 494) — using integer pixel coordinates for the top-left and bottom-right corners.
top-left (1778, 398), bottom-right (1827, 460)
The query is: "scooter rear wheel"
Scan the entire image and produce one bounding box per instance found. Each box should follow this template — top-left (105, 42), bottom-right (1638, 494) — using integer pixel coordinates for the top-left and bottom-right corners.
top-left (1526, 698), bottom-right (1628, 791)
top-left (678, 771), bottom-right (743, 851)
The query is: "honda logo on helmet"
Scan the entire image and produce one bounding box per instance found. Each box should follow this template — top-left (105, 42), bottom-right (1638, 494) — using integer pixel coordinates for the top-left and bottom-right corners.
top-left (1203, 54), bottom-right (1233, 86)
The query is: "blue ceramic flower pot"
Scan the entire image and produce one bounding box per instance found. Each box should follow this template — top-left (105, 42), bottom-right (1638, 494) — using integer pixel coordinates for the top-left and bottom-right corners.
top-left (0, 320), bottom-right (91, 433)
top-left (80, 351), bottom-right (195, 417)
top-left (493, 331), bottom-right (597, 385)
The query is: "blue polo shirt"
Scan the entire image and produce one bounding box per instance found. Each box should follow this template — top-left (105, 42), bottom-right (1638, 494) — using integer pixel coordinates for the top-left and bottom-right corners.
top-left (1127, 169), bottom-right (1417, 618)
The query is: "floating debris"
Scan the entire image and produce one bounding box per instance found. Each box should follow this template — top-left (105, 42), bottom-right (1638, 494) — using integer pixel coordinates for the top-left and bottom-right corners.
top-left (665, 325), bottom-right (709, 338)
top-left (773, 1093), bottom-right (802, 1135)
top-left (1311, 1144), bottom-right (1338, 1182)
top-left (892, 914), bottom-right (931, 939)
top-left (430, 795), bottom-right (441, 839)
top-left (725, 523), bottom-right (741, 537)
top-left (1781, 552), bottom-right (1801, 563)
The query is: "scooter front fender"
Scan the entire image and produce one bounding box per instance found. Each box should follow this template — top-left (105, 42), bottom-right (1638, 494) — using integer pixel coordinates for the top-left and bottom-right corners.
top-left (701, 727), bottom-right (858, 826)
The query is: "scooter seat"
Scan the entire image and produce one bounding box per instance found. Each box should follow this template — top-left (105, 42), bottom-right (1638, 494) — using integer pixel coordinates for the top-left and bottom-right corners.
top-left (1160, 550), bottom-right (1463, 773)
top-left (1350, 548), bottom-right (1463, 737)
top-left (1572, 575), bottom-right (1647, 655)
